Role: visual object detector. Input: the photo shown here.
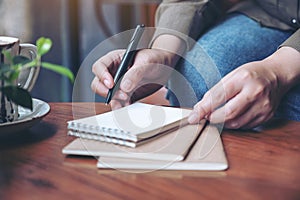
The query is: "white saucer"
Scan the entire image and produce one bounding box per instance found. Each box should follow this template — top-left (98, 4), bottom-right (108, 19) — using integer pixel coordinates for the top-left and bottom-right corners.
top-left (0, 98), bottom-right (50, 134)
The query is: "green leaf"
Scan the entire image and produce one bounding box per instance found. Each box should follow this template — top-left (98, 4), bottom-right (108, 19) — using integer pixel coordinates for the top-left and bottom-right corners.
top-left (0, 64), bottom-right (18, 83)
top-left (13, 55), bottom-right (31, 65)
top-left (41, 62), bottom-right (74, 83)
top-left (0, 63), bottom-right (11, 74)
top-left (37, 37), bottom-right (52, 56)
top-left (8, 70), bottom-right (20, 82)
top-left (1, 86), bottom-right (33, 110)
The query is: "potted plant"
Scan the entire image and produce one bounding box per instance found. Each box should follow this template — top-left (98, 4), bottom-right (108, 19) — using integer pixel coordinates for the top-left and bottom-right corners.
top-left (0, 37), bottom-right (74, 123)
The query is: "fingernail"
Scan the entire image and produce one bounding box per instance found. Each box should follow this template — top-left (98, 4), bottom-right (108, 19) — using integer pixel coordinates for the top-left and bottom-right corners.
top-left (230, 122), bottom-right (239, 129)
top-left (122, 79), bottom-right (132, 92)
top-left (188, 113), bottom-right (198, 124)
top-left (104, 79), bottom-right (110, 88)
top-left (111, 101), bottom-right (123, 110)
top-left (118, 91), bottom-right (127, 100)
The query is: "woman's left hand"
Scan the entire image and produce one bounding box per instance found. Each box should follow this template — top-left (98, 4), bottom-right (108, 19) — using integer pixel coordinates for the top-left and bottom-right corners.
top-left (188, 47), bottom-right (300, 129)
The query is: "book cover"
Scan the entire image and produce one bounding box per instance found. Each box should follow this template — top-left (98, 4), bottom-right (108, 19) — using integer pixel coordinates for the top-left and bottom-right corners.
top-left (67, 103), bottom-right (192, 146)
top-left (97, 125), bottom-right (228, 171)
top-left (63, 123), bottom-right (205, 161)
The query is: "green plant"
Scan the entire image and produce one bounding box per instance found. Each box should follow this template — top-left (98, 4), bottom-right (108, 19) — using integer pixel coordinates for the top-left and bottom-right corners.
top-left (0, 37), bottom-right (74, 110)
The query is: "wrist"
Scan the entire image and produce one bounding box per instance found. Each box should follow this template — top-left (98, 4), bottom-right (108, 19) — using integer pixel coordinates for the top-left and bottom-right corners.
top-left (151, 34), bottom-right (186, 53)
top-left (265, 47), bottom-right (300, 91)
top-left (151, 34), bottom-right (186, 67)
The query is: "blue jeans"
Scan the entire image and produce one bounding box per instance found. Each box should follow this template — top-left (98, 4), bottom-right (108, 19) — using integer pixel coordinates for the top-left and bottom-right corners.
top-left (167, 13), bottom-right (300, 121)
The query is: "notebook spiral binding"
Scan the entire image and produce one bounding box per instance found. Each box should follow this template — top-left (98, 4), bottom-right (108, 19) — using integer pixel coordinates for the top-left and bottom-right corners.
top-left (67, 122), bottom-right (138, 142)
top-left (67, 130), bottom-right (136, 148)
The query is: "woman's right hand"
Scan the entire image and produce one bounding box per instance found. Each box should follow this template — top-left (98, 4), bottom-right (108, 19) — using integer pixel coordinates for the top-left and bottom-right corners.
top-left (91, 34), bottom-right (186, 109)
top-left (91, 48), bottom-right (178, 109)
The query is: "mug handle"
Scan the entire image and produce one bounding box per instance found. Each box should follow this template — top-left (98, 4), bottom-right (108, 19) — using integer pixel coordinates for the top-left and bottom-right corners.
top-left (18, 44), bottom-right (40, 92)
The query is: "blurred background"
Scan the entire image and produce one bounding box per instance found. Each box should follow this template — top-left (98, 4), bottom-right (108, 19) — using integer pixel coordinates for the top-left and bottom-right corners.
top-left (0, 0), bottom-right (160, 102)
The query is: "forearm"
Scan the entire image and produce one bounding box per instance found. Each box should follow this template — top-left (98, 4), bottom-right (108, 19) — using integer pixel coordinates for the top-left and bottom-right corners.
top-left (152, 34), bottom-right (186, 52)
top-left (153, 0), bottom-right (228, 50)
top-left (151, 34), bottom-right (187, 68)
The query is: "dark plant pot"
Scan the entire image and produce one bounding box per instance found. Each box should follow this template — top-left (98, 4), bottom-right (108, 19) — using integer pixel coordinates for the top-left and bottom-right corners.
top-left (0, 86), bottom-right (18, 123)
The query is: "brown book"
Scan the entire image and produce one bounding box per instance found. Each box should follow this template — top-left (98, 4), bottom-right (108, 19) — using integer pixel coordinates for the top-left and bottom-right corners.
top-left (97, 125), bottom-right (228, 171)
top-left (63, 122), bottom-right (205, 162)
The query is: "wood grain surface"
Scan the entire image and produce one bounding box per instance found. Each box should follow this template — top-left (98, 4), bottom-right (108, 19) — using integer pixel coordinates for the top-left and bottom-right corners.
top-left (0, 102), bottom-right (300, 200)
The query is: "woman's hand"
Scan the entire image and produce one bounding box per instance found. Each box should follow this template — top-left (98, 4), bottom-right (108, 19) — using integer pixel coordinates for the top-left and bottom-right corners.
top-left (91, 48), bottom-right (178, 109)
top-left (188, 46), bottom-right (300, 129)
top-left (91, 34), bottom-right (186, 109)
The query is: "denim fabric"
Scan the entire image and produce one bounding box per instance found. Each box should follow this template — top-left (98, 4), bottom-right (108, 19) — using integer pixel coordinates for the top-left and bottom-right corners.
top-left (167, 13), bottom-right (300, 121)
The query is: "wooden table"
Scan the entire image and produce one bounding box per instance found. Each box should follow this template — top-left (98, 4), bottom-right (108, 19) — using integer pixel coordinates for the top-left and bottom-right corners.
top-left (1, 102), bottom-right (300, 200)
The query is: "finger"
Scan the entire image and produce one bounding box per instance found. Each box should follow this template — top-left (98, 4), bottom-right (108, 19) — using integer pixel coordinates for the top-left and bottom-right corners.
top-left (224, 109), bottom-right (258, 129)
top-left (204, 75), bottom-right (243, 111)
top-left (92, 61), bottom-right (114, 89)
top-left (92, 50), bottom-right (125, 75)
top-left (197, 67), bottom-right (254, 119)
top-left (208, 90), bottom-right (252, 124)
top-left (91, 77), bottom-right (109, 97)
top-left (113, 90), bottom-right (129, 101)
top-left (92, 50), bottom-right (125, 88)
top-left (188, 77), bottom-right (242, 124)
top-left (220, 90), bottom-right (274, 129)
top-left (91, 77), bottom-right (99, 93)
top-left (110, 100), bottom-right (123, 110)
top-left (225, 107), bottom-right (273, 129)
top-left (242, 113), bottom-right (273, 129)
top-left (188, 99), bottom-right (212, 124)
top-left (110, 99), bottom-right (131, 110)
top-left (120, 63), bottom-right (149, 93)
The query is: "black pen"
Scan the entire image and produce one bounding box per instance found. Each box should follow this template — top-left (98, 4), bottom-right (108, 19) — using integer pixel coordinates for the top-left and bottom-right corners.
top-left (105, 24), bottom-right (145, 104)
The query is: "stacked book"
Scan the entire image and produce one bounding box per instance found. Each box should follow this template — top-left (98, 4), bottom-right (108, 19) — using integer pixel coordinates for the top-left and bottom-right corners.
top-left (62, 103), bottom-right (228, 171)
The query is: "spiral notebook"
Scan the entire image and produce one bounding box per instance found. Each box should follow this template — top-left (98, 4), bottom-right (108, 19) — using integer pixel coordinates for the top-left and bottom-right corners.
top-left (67, 103), bottom-right (192, 147)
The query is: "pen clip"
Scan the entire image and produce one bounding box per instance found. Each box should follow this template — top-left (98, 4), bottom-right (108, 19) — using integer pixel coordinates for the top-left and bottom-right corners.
top-left (127, 24), bottom-right (145, 52)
